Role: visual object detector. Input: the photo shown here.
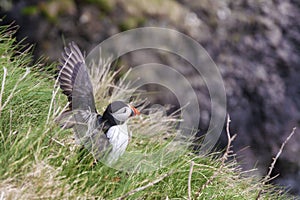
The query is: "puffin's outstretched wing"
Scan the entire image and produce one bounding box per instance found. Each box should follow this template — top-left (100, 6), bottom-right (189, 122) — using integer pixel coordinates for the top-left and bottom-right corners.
top-left (57, 42), bottom-right (98, 137)
top-left (58, 42), bottom-right (96, 113)
top-left (57, 42), bottom-right (112, 158)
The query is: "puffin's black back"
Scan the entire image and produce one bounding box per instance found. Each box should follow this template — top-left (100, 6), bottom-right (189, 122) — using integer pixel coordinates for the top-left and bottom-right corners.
top-left (96, 114), bottom-right (111, 134)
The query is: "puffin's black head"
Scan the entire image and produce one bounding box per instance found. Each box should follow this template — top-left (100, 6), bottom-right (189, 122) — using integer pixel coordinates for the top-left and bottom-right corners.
top-left (102, 101), bottom-right (140, 126)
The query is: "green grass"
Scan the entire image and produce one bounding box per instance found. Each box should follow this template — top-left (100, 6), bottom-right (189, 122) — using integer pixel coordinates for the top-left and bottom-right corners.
top-left (0, 26), bottom-right (293, 199)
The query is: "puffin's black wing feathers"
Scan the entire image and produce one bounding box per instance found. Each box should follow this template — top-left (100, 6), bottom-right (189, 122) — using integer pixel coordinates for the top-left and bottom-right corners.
top-left (57, 42), bottom-right (112, 160)
top-left (58, 42), bottom-right (96, 112)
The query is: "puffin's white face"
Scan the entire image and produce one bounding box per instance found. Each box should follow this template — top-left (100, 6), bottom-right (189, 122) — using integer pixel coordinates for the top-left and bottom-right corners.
top-left (111, 105), bottom-right (133, 122)
top-left (104, 101), bottom-right (140, 125)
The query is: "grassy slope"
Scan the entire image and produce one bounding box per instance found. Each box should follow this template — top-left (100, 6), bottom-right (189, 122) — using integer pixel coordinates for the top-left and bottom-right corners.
top-left (0, 27), bottom-right (292, 199)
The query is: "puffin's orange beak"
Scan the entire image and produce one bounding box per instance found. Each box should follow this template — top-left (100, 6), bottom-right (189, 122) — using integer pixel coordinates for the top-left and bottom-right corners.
top-left (129, 105), bottom-right (140, 116)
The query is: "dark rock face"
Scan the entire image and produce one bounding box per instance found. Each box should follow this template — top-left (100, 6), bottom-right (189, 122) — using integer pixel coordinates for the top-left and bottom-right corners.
top-left (210, 1), bottom-right (300, 194)
top-left (1, 0), bottom-right (299, 195)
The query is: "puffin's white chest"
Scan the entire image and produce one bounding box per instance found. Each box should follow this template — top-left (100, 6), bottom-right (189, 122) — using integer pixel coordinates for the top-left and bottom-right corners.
top-left (106, 123), bottom-right (129, 163)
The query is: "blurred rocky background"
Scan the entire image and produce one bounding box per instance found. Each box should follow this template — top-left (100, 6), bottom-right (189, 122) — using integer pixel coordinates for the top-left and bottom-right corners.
top-left (1, 0), bottom-right (299, 195)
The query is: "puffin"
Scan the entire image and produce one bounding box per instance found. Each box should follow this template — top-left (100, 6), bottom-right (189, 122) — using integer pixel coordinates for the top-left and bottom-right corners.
top-left (57, 42), bottom-right (140, 164)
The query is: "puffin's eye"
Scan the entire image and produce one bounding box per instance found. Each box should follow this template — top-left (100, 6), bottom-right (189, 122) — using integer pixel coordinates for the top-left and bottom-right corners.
top-left (123, 108), bottom-right (127, 113)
